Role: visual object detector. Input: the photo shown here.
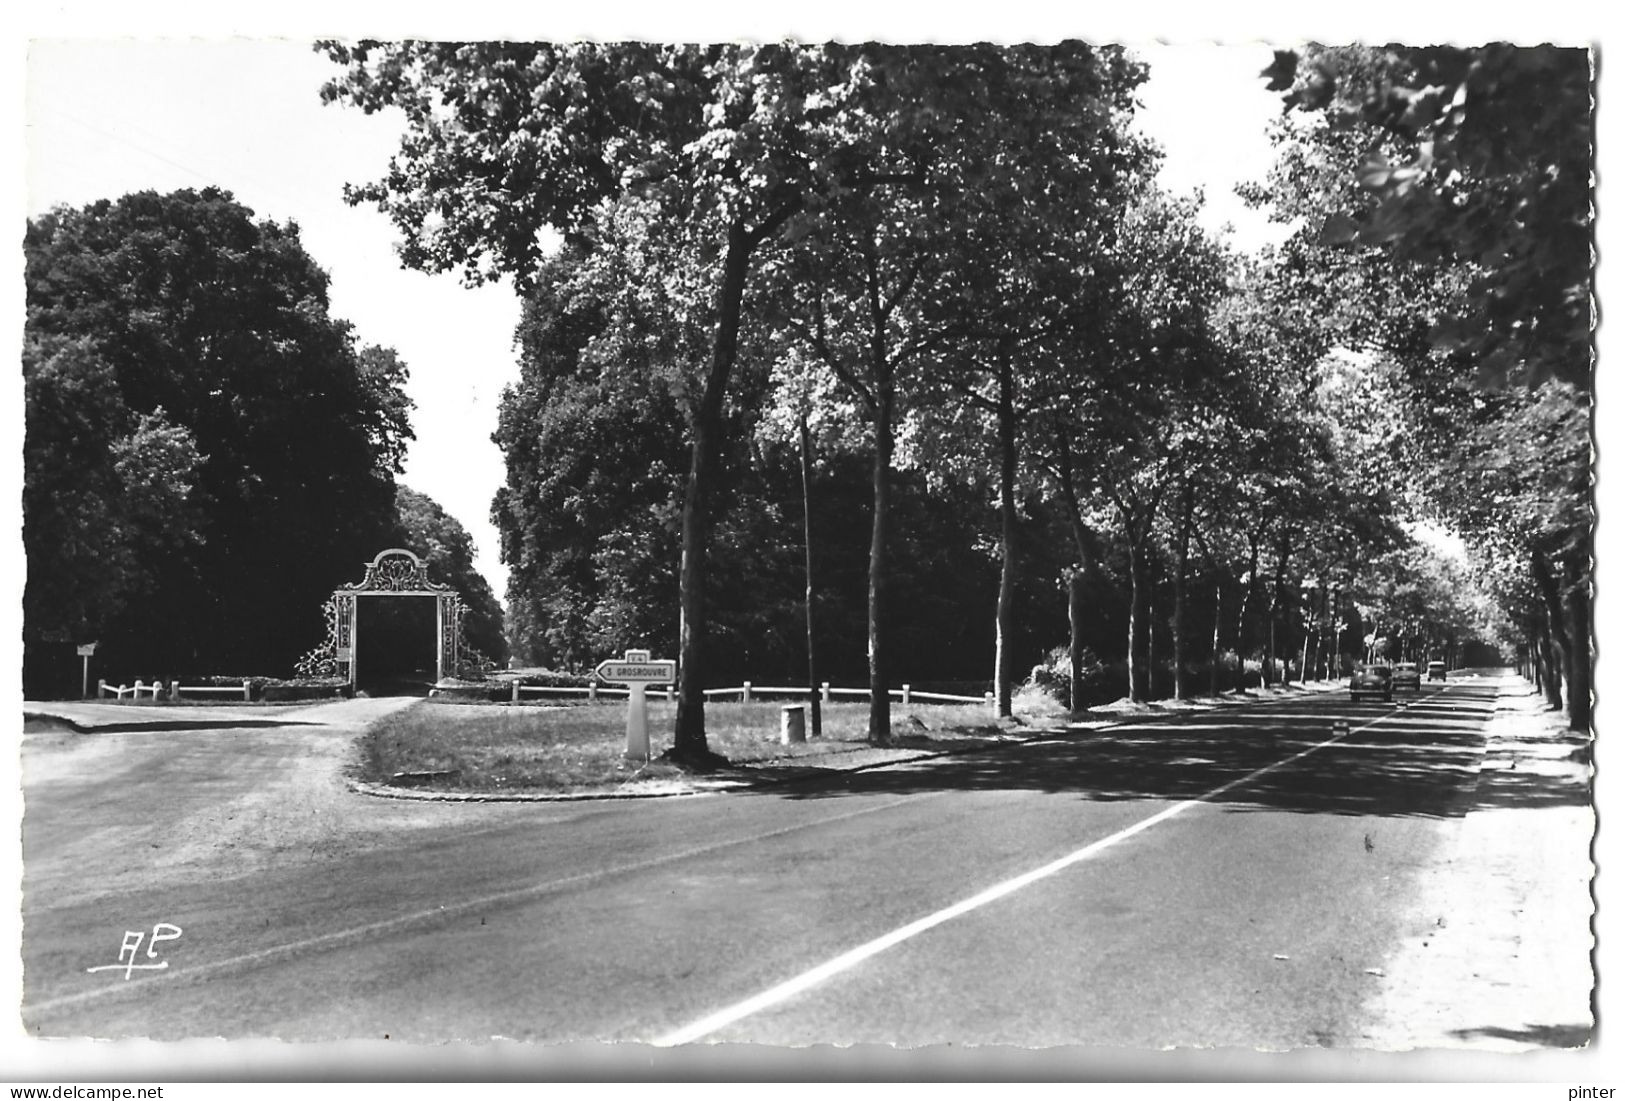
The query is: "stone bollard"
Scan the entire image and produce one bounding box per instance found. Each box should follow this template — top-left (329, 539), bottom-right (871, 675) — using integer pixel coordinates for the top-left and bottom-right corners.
top-left (781, 704), bottom-right (808, 745)
top-left (743, 680), bottom-right (752, 704)
top-left (242, 679), bottom-right (252, 701)
top-left (589, 681), bottom-right (598, 702)
top-left (985, 691), bottom-right (995, 711)
top-left (902, 683), bottom-right (911, 706)
top-left (821, 681), bottom-right (831, 704)
top-left (512, 680), bottom-right (520, 703)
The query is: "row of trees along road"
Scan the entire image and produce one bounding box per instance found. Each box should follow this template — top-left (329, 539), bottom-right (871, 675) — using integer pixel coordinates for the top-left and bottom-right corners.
top-left (23, 188), bottom-right (505, 696)
top-left (320, 41), bottom-right (1591, 753)
top-left (1254, 44), bottom-right (1592, 731)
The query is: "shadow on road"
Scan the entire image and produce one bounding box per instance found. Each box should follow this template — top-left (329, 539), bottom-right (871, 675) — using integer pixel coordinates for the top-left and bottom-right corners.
top-left (23, 714), bottom-right (326, 734)
top-left (736, 686), bottom-right (1592, 820)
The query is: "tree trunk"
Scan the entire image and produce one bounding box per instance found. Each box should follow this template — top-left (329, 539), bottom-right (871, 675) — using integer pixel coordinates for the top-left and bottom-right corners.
top-left (1531, 550), bottom-right (1569, 713)
top-left (867, 386), bottom-right (894, 745)
top-left (1068, 570), bottom-right (1087, 711)
top-left (672, 220), bottom-right (753, 763)
top-left (1209, 576), bottom-right (1224, 698)
top-left (1267, 540), bottom-right (1290, 686)
top-left (1147, 592), bottom-right (1157, 701)
top-left (799, 414), bottom-right (822, 738)
top-left (1053, 423), bottom-right (1096, 713)
top-left (1563, 553), bottom-right (1592, 732)
top-left (1127, 538), bottom-right (1144, 703)
top-left (1233, 535), bottom-right (1259, 691)
top-left (1536, 625), bottom-right (1564, 710)
top-left (1172, 482), bottom-right (1192, 699)
top-left (993, 348), bottom-right (1019, 719)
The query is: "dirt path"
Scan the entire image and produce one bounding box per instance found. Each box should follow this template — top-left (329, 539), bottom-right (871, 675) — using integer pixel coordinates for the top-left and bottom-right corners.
top-left (21, 698), bottom-right (534, 908)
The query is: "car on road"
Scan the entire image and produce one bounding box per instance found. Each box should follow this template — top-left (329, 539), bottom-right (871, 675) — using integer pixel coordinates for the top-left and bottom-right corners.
top-left (1349, 663), bottom-right (1393, 702)
top-left (1391, 661), bottom-right (1422, 692)
top-left (1427, 661), bottom-right (1447, 682)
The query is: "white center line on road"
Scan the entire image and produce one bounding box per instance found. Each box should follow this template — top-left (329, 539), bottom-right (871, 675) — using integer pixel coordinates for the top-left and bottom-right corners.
top-left (654, 684), bottom-right (1471, 1046)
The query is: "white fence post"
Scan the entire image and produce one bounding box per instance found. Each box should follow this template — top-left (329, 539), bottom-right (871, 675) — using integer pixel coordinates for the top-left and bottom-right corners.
top-left (821, 681), bottom-right (831, 704)
top-left (589, 681), bottom-right (599, 702)
top-left (985, 691), bottom-right (995, 711)
top-left (511, 680), bottom-right (520, 703)
top-left (902, 683), bottom-right (911, 706)
top-left (97, 679), bottom-right (107, 699)
top-left (742, 680), bottom-right (752, 703)
top-left (665, 686), bottom-right (674, 703)
top-left (242, 679), bottom-right (252, 701)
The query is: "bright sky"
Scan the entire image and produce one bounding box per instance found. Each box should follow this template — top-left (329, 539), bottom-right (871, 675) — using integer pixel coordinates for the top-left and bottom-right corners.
top-left (19, 35), bottom-right (1296, 600)
top-left (6, 4), bottom-right (1613, 1086)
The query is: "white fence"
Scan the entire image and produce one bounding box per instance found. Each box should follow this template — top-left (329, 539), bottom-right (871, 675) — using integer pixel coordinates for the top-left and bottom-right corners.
top-left (98, 679), bottom-right (252, 701)
top-left (506, 680), bottom-right (992, 708)
top-left (96, 678), bottom-right (165, 701)
top-left (92, 677), bottom-right (994, 709)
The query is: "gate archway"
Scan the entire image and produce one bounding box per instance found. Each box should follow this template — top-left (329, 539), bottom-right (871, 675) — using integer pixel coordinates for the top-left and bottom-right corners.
top-left (297, 548), bottom-right (464, 689)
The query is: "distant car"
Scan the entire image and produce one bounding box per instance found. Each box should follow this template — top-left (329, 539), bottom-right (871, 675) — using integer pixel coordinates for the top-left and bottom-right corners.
top-left (1391, 661), bottom-right (1422, 692)
top-left (1427, 661), bottom-right (1447, 682)
top-left (1349, 663), bottom-right (1393, 702)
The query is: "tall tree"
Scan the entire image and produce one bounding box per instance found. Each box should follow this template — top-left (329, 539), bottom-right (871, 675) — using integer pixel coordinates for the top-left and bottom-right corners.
top-left (23, 188), bottom-right (413, 686)
top-left (22, 332), bottom-right (202, 664)
top-left (322, 41), bottom-right (1077, 758)
top-left (762, 42), bottom-right (1149, 737)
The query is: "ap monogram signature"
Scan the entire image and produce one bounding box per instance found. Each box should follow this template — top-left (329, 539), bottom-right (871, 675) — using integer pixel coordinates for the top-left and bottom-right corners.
top-left (86, 922), bottom-right (183, 979)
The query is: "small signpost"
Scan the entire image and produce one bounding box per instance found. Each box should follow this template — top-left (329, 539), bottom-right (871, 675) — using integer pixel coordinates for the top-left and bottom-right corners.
top-left (76, 642), bottom-right (98, 700)
top-left (595, 649), bottom-right (676, 760)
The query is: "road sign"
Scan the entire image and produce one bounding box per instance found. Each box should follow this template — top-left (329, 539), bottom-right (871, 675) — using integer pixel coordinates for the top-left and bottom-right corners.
top-left (76, 642), bottom-right (98, 657)
top-left (595, 658), bottom-right (676, 684)
top-left (595, 649), bottom-right (675, 761)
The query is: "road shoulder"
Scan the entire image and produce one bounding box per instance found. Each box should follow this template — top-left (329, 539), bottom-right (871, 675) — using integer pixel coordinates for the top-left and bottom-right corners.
top-left (1360, 674), bottom-right (1595, 1051)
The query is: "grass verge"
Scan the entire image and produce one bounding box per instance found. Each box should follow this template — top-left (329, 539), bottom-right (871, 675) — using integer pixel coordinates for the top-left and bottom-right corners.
top-left (359, 696), bottom-right (1062, 793)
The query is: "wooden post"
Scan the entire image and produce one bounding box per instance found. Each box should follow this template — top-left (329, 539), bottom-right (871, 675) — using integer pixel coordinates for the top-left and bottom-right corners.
top-left (821, 681), bottom-right (831, 704)
top-left (902, 683), bottom-right (911, 707)
top-left (743, 680), bottom-right (752, 704)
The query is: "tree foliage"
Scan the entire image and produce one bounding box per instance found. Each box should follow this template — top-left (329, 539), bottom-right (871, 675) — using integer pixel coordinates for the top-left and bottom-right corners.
top-left (1262, 44), bottom-right (1592, 392)
top-left (391, 485), bottom-right (507, 663)
top-left (1255, 43), bottom-right (1593, 728)
top-left (23, 188), bottom-right (415, 690)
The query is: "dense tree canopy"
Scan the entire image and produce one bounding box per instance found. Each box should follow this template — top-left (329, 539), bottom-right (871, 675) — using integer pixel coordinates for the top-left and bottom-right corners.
top-left (315, 41), bottom-right (1586, 747)
top-left (23, 188), bottom-right (416, 692)
top-left (1251, 43), bottom-right (1593, 730)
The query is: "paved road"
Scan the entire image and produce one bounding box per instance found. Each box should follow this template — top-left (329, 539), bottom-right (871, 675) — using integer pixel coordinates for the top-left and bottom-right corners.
top-left (16, 677), bottom-right (1584, 1050)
